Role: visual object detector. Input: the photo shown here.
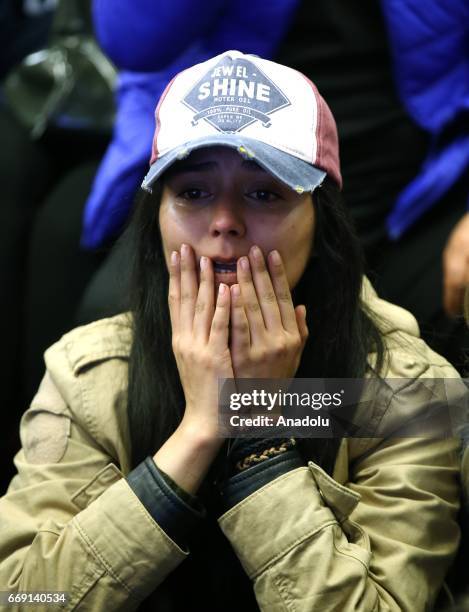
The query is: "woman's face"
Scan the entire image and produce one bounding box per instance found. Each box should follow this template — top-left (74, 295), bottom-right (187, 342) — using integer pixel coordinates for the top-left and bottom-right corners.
top-left (159, 146), bottom-right (315, 289)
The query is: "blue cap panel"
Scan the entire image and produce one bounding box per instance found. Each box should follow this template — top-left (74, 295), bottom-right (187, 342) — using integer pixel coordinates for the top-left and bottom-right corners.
top-left (141, 135), bottom-right (326, 194)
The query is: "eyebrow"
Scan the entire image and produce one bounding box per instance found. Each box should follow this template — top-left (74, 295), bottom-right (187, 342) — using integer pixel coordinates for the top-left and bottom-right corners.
top-left (167, 158), bottom-right (266, 177)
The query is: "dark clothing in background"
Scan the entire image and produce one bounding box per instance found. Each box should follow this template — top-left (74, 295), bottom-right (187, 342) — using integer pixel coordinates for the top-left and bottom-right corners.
top-left (276, 0), bottom-right (468, 370)
top-left (276, 0), bottom-right (430, 249)
top-left (0, 0), bottom-right (55, 80)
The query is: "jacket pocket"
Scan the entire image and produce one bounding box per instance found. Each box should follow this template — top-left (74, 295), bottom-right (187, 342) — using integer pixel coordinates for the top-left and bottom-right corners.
top-left (71, 463), bottom-right (123, 510)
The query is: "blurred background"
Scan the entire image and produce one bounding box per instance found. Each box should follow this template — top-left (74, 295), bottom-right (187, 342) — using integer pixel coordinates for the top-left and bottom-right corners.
top-left (1, 0), bottom-right (468, 494)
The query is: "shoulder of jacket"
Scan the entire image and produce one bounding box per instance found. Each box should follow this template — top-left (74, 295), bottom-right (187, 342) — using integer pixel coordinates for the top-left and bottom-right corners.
top-left (44, 313), bottom-right (133, 377)
top-left (382, 333), bottom-right (461, 379)
top-left (361, 277), bottom-right (460, 377)
top-left (349, 337), bottom-right (464, 463)
top-left (361, 276), bottom-right (420, 340)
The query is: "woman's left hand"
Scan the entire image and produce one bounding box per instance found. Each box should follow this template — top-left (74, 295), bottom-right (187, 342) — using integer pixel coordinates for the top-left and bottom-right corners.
top-left (229, 246), bottom-right (309, 379)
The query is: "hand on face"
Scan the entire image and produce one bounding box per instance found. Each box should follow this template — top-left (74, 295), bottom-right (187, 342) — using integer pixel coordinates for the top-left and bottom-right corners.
top-left (230, 246), bottom-right (309, 379)
top-left (168, 243), bottom-right (234, 438)
top-left (168, 243), bottom-right (309, 433)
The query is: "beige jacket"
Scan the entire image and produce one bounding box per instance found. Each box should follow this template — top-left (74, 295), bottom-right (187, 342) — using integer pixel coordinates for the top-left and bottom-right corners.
top-left (0, 283), bottom-right (464, 611)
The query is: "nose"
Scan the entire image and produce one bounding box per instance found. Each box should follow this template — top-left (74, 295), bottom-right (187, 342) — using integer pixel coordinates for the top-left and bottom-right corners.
top-left (209, 200), bottom-right (246, 238)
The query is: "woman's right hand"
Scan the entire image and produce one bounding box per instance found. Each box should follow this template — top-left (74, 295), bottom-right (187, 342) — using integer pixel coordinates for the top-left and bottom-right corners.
top-left (168, 243), bottom-right (234, 442)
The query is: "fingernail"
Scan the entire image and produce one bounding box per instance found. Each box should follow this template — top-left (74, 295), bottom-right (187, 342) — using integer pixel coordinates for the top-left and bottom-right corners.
top-left (219, 283), bottom-right (227, 295)
top-left (240, 257), bottom-right (249, 271)
top-left (181, 244), bottom-right (189, 258)
top-left (270, 250), bottom-right (281, 265)
top-left (171, 251), bottom-right (179, 265)
top-left (251, 245), bottom-right (262, 260)
top-left (231, 284), bottom-right (240, 297)
top-left (200, 256), bottom-right (207, 270)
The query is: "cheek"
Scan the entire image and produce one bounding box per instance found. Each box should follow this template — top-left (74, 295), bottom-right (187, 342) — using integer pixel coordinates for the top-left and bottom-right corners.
top-left (158, 208), bottom-right (172, 267)
top-left (159, 204), bottom-right (208, 274)
top-left (281, 220), bottom-right (314, 289)
top-left (159, 207), bottom-right (190, 272)
top-left (159, 206), bottom-right (188, 254)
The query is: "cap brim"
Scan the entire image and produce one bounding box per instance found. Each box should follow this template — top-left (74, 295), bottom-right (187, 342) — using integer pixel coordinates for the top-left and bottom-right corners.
top-left (141, 135), bottom-right (326, 194)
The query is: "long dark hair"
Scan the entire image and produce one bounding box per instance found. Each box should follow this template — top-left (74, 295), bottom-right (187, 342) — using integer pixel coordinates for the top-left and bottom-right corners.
top-left (126, 177), bottom-right (385, 473)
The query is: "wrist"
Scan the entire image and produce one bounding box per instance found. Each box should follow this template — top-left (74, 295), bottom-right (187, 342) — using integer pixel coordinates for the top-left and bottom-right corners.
top-left (152, 417), bottom-right (223, 495)
top-left (179, 413), bottom-right (224, 451)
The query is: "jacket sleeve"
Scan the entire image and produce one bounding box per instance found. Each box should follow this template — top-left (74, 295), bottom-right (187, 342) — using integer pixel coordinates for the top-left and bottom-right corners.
top-left (218, 359), bottom-right (462, 611)
top-left (0, 369), bottom-right (187, 611)
top-left (218, 435), bottom-right (460, 611)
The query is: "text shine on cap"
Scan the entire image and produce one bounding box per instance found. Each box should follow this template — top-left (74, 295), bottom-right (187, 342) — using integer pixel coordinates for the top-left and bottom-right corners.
top-left (141, 50), bottom-right (342, 194)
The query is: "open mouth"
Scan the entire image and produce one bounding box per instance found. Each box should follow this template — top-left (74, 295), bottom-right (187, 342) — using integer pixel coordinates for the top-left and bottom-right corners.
top-left (213, 261), bottom-right (238, 273)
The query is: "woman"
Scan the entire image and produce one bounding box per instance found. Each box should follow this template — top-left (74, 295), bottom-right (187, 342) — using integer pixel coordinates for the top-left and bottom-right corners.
top-left (0, 51), bottom-right (462, 611)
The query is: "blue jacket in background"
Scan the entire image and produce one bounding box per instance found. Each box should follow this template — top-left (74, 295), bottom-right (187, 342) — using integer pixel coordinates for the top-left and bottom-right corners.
top-left (81, 0), bottom-right (469, 249)
top-left (82, 0), bottom-right (299, 248)
top-left (380, 0), bottom-right (469, 239)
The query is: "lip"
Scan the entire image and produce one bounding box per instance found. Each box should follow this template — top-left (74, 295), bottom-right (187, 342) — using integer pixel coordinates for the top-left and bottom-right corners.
top-left (212, 257), bottom-right (239, 265)
top-left (213, 270), bottom-right (238, 286)
top-left (197, 255), bottom-right (242, 285)
top-left (208, 255), bottom-right (241, 274)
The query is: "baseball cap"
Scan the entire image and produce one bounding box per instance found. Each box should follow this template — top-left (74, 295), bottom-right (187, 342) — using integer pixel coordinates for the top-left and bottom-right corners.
top-left (141, 50), bottom-right (342, 193)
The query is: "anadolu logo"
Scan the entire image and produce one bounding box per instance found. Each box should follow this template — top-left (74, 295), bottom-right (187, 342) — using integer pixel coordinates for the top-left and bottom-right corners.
top-left (183, 56), bottom-right (291, 133)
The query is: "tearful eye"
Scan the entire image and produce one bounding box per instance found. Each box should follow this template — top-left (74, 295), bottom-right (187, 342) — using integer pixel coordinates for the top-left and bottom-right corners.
top-left (179, 188), bottom-right (210, 200)
top-left (247, 190), bottom-right (281, 203)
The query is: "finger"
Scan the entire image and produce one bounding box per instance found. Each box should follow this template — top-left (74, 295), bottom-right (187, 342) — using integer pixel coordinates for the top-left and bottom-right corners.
top-left (179, 243), bottom-right (198, 332)
top-left (209, 283), bottom-right (231, 352)
top-left (230, 284), bottom-right (251, 356)
top-left (193, 256), bottom-right (215, 341)
top-left (248, 245), bottom-right (283, 330)
top-left (443, 251), bottom-right (467, 316)
top-left (295, 305), bottom-right (309, 346)
top-left (267, 250), bottom-right (298, 332)
top-left (237, 255), bottom-right (266, 344)
top-left (168, 250), bottom-right (181, 336)
top-left (443, 280), bottom-right (465, 317)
